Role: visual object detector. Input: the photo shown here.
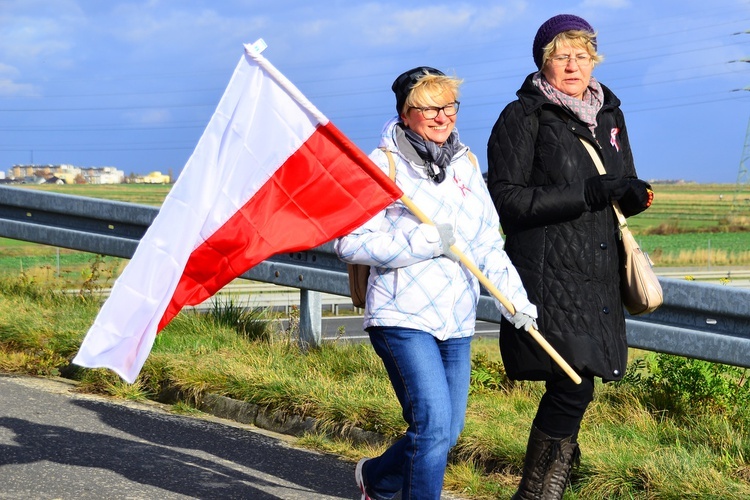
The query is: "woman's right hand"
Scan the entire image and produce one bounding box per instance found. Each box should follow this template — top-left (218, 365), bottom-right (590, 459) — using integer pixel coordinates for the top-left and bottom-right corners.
top-left (584, 174), bottom-right (630, 210)
top-left (417, 223), bottom-right (460, 262)
top-left (435, 223), bottom-right (460, 262)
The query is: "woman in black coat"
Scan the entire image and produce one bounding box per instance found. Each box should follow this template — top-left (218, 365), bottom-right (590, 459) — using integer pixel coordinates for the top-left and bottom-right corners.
top-left (486, 14), bottom-right (653, 499)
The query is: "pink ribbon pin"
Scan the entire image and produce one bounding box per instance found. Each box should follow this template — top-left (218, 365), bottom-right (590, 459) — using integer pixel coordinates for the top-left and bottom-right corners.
top-left (610, 127), bottom-right (620, 152)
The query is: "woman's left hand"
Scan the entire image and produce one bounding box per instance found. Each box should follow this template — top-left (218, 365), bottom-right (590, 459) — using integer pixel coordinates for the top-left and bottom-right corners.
top-left (617, 179), bottom-right (653, 216)
top-left (627, 179), bottom-right (653, 208)
top-left (509, 311), bottom-right (538, 332)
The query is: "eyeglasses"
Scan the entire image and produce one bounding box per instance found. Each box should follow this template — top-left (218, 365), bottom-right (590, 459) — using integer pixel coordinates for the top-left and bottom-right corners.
top-left (409, 101), bottom-right (460, 119)
top-left (550, 54), bottom-right (593, 68)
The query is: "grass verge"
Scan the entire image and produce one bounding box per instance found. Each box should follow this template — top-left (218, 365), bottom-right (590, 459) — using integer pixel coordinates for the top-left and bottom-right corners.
top-left (0, 275), bottom-right (749, 499)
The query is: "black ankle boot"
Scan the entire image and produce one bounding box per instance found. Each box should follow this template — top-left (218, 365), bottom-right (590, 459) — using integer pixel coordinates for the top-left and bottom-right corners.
top-left (511, 425), bottom-right (579, 500)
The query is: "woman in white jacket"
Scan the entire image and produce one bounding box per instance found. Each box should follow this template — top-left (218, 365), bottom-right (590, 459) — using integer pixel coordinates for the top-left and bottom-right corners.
top-left (335, 66), bottom-right (537, 500)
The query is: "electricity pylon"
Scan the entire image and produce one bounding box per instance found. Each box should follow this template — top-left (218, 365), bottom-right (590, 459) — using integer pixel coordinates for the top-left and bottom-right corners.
top-left (732, 117), bottom-right (750, 214)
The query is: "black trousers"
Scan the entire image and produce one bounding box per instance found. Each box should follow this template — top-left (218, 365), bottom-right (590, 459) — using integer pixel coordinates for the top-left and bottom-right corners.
top-left (533, 375), bottom-right (595, 438)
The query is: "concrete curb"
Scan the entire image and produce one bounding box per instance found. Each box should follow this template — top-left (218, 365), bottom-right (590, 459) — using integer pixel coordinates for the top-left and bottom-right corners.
top-left (152, 382), bottom-right (391, 448)
top-left (197, 392), bottom-right (391, 447)
top-left (17, 373), bottom-right (391, 448)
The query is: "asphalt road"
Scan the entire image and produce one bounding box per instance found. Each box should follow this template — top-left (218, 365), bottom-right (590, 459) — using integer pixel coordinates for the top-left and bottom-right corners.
top-left (0, 375), bottom-right (359, 500)
top-left (319, 317), bottom-right (499, 343)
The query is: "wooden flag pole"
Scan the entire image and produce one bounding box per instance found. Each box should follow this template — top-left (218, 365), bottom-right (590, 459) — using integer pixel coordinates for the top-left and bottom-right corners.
top-left (399, 194), bottom-right (582, 385)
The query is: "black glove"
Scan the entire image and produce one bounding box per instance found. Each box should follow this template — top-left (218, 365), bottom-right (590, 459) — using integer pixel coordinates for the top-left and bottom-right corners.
top-left (584, 174), bottom-right (630, 211)
top-left (618, 179), bottom-right (653, 215)
top-left (627, 179), bottom-right (652, 207)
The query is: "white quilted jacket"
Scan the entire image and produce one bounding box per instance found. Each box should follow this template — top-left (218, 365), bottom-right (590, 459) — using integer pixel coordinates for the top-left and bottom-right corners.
top-left (334, 117), bottom-right (536, 340)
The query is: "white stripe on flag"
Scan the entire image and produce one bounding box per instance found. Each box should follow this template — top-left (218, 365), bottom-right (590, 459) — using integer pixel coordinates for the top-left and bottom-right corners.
top-left (73, 48), bottom-right (325, 383)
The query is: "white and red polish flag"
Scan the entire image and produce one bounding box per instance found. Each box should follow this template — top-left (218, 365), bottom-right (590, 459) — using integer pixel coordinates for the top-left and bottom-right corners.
top-left (73, 40), bottom-right (402, 383)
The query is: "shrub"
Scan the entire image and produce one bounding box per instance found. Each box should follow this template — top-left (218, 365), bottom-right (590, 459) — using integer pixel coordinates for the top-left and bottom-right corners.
top-left (469, 352), bottom-right (513, 394)
top-left (617, 354), bottom-right (750, 424)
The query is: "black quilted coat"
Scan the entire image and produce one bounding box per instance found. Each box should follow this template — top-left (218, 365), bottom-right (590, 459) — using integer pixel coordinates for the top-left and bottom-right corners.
top-left (487, 73), bottom-right (647, 382)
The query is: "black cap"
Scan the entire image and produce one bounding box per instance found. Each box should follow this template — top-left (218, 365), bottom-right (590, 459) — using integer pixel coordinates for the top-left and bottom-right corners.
top-left (392, 66), bottom-right (445, 116)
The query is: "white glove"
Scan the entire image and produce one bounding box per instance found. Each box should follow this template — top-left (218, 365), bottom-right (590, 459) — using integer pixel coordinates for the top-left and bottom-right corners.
top-left (509, 311), bottom-right (538, 332)
top-left (435, 223), bottom-right (459, 262)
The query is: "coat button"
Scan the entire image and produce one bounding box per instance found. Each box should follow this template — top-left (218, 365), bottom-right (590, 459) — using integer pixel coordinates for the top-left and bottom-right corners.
top-left (603, 306), bottom-right (610, 314)
top-left (600, 242), bottom-right (608, 249)
top-left (613, 369), bottom-right (620, 377)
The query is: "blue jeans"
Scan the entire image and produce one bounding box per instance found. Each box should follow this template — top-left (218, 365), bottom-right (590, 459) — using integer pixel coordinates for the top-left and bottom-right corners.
top-left (363, 327), bottom-right (472, 500)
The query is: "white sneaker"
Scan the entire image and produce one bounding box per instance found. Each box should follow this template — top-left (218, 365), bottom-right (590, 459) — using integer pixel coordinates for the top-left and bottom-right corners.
top-left (355, 457), bottom-right (372, 500)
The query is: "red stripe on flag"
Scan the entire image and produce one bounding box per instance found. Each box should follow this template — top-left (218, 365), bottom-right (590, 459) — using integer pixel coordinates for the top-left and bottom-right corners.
top-left (158, 122), bottom-right (402, 330)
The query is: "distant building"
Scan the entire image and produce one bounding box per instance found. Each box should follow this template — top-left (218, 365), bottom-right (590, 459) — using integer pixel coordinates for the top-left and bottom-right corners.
top-left (648, 179), bottom-right (694, 185)
top-left (8, 164), bottom-right (82, 183)
top-left (9, 164), bottom-right (41, 181)
top-left (6, 164), bottom-right (126, 184)
top-left (45, 175), bottom-right (64, 185)
top-left (81, 166), bottom-right (125, 184)
top-left (141, 171), bottom-right (171, 184)
top-left (4, 164), bottom-right (173, 185)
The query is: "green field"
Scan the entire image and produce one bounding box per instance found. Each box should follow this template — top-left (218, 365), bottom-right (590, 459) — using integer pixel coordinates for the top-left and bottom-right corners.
top-left (629, 183), bottom-right (750, 266)
top-left (1, 181), bottom-right (749, 283)
top-left (15, 182), bottom-right (171, 206)
top-left (627, 182), bottom-right (750, 232)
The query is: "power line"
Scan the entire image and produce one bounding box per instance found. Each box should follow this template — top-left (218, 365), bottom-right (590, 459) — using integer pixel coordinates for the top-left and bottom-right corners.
top-left (1, 5), bottom-right (749, 175)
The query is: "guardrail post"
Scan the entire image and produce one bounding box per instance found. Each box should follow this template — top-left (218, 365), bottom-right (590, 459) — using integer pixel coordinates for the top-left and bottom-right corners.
top-left (298, 289), bottom-right (322, 349)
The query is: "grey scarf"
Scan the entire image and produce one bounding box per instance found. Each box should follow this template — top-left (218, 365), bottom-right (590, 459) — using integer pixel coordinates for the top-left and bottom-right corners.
top-left (399, 124), bottom-right (460, 183)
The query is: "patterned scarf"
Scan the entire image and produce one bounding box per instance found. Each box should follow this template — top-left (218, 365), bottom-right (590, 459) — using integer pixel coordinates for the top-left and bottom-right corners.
top-left (401, 125), bottom-right (461, 183)
top-left (533, 71), bottom-right (603, 135)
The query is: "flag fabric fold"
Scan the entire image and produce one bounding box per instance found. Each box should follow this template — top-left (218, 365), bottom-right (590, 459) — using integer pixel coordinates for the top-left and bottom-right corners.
top-left (73, 40), bottom-right (403, 383)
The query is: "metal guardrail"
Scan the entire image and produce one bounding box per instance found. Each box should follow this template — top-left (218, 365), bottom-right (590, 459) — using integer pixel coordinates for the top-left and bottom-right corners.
top-left (1, 184), bottom-right (750, 367)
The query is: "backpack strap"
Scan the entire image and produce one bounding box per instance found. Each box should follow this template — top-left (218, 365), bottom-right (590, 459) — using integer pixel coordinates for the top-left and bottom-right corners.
top-left (467, 151), bottom-right (479, 170)
top-left (381, 146), bottom-right (479, 175)
top-left (347, 148), bottom-right (397, 309)
top-left (379, 147), bottom-right (397, 181)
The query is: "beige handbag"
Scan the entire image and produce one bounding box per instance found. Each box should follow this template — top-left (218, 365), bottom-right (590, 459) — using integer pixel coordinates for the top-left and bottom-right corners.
top-left (579, 138), bottom-right (663, 315)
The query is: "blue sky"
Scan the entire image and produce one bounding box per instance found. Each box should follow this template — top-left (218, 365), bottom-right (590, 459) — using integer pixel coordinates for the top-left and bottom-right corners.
top-left (1, 0), bottom-right (749, 184)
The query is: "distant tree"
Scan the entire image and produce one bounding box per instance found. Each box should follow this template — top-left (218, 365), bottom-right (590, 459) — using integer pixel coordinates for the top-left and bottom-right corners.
top-left (74, 174), bottom-right (87, 184)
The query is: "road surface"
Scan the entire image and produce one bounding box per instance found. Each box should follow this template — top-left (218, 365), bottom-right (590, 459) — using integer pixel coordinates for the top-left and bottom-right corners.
top-left (0, 375), bottom-right (466, 500)
top-left (0, 375), bottom-right (358, 499)
top-left (319, 317), bottom-right (499, 343)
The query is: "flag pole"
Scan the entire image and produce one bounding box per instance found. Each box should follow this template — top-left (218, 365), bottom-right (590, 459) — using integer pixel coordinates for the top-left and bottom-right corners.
top-left (399, 194), bottom-right (582, 385)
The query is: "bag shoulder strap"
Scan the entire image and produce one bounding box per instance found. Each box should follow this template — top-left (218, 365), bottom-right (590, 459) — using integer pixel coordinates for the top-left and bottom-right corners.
top-left (578, 137), bottom-right (607, 176)
top-left (578, 137), bottom-right (628, 229)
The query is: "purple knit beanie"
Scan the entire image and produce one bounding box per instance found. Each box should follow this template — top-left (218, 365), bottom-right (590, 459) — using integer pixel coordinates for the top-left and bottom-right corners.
top-left (532, 14), bottom-right (596, 69)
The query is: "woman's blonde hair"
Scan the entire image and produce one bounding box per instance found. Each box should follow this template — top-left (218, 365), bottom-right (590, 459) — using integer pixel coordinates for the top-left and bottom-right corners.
top-left (402, 73), bottom-right (463, 115)
top-left (542, 30), bottom-right (603, 68)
